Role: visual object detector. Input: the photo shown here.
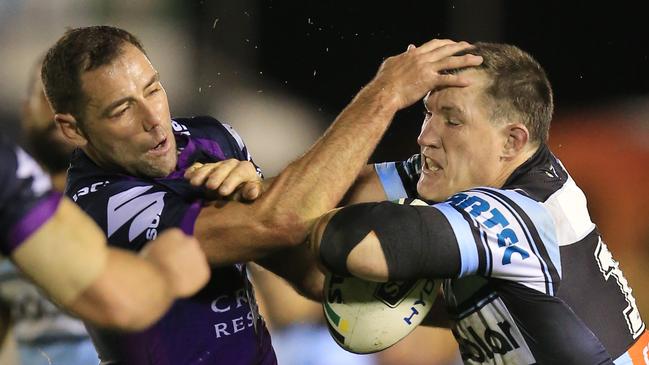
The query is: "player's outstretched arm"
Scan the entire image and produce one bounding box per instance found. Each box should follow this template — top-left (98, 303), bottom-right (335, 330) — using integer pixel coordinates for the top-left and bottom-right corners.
top-left (192, 40), bottom-right (482, 266)
top-left (11, 197), bottom-right (210, 330)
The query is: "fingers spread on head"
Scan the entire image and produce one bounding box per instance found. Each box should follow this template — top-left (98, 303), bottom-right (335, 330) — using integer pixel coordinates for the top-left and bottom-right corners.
top-left (434, 54), bottom-right (483, 73)
top-left (416, 39), bottom-right (458, 54)
top-left (434, 73), bottom-right (473, 88)
top-left (423, 41), bottom-right (475, 62)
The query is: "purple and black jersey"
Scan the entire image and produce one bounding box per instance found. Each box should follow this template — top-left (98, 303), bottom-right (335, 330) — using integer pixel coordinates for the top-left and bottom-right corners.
top-left (66, 117), bottom-right (275, 365)
top-left (0, 138), bottom-right (60, 256)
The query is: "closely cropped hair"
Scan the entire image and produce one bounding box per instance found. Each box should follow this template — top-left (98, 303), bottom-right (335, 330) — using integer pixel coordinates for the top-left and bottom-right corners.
top-left (452, 43), bottom-right (554, 144)
top-left (41, 26), bottom-right (146, 119)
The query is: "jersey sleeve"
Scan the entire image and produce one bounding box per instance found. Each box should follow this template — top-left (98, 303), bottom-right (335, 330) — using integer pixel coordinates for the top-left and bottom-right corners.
top-left (0, 143), bottom-right (60, 256)
top-left (373, 154), bottom-right (421, 200)
top-left (70, 180), bottom-right (200, 252)
top-left (437, 188), bottom-right (562, 295)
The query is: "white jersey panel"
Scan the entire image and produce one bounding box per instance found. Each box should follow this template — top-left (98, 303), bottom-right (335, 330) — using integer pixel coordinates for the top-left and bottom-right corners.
top-left (540, 174), bottom-right (596, 246)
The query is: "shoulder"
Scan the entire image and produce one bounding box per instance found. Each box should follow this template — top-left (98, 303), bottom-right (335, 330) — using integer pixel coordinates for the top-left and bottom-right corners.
top-left (441, 187), bottom-right (552, 230)
top-left (172, 115), bottom-right (236, 142)
top-left (0, 142), bottom-right (52, 210)
top-left (173, 116), bottom-right (250, 161)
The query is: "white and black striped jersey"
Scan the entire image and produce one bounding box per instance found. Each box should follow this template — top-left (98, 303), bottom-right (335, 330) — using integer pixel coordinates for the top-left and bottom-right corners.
top-left (373, 145), bottom-right (647, 364)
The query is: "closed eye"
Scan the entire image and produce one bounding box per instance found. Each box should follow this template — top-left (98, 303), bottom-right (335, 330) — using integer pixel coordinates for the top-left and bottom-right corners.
top-left (446, 117), bottom-right (461, 126)
top-left (110, 105), bottom-right (130, 119)
top-left (147, 86), bottom-right (161, 97)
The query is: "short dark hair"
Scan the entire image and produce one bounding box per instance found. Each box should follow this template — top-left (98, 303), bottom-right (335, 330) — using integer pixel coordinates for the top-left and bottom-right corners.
top-left (41, 25), bottom-right (146, 119)
top-left (452, 42), bottom-right (554, 144)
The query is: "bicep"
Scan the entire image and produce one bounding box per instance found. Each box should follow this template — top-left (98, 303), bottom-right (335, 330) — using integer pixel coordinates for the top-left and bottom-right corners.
top-left (341, 165), bottom-right (388, 205)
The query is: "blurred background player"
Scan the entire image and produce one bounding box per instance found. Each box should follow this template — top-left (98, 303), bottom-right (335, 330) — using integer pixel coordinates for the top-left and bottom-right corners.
top-left (0, 59), bottom-right (97, 365)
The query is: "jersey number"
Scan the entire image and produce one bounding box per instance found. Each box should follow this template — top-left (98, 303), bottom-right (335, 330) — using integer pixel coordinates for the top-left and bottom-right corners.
top-left (595, 239), bottom-right (644, 339)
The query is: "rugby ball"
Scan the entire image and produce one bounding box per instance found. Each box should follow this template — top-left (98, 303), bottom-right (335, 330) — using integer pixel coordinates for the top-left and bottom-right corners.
top-left (322, 198), bottom-right (439, 353)
top-left (323, 275), bottom-right (440, 354)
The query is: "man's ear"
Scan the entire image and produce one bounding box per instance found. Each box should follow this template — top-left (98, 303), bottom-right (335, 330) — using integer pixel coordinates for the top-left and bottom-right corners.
top-left (502, 123), bottom-right (530, 160)
top-left (55, 113), bottom-right (88, 147)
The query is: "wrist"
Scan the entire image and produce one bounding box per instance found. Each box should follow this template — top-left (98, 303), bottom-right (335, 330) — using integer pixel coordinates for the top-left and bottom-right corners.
top-left (356, 80), bottom-right (402, 116)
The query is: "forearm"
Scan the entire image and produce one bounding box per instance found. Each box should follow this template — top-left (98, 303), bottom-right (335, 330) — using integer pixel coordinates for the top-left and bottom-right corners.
top-left (65, 247), bottom-right (175, 330)
top-left (264, 86), bottom-right (399, 238)
top-left (195, 89), bottom-right (399, 264)
top-left (196, 40), bottom-right (481, 263)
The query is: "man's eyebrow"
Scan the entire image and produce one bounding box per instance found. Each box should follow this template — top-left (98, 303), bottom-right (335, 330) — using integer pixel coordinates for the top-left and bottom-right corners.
top-left (440, 105), bottom-right (464, 115)
top-left (144, 72), bottom-right (160, 90)
top-left (102, 96), bottom-right (134, 117)
top-left (101, 73), bottom-right (160, 117)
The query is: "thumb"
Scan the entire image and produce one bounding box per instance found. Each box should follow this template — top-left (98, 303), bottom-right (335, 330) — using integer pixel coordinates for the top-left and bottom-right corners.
top-left (241, 182), bottom-right (262, 201)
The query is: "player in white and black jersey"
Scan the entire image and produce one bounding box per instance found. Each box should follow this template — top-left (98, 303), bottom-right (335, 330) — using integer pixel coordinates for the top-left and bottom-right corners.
top-left (309, 43), bottom-right (647, 364)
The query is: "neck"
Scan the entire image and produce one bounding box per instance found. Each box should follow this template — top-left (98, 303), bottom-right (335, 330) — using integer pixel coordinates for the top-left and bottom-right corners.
top-left (494, 143), bottom-right (540, 188)
top-left (50, 172), bottom-right (68, 192)
top-left (81, 146), bottom-right (125, 175)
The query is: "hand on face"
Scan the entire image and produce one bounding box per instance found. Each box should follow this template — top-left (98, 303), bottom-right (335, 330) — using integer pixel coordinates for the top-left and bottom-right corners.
top-left (184, 159), bottom-right (262, 202)
top-left (367, 39), bottom-right (483, 111)
top-left (140, 228), bottom-right (210, 298)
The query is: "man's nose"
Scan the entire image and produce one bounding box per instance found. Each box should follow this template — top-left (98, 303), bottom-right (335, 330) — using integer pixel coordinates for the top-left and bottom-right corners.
top-left (140, 101), bottom-right (162, 131)
top-left (417, 117), bottom-right (442, 148)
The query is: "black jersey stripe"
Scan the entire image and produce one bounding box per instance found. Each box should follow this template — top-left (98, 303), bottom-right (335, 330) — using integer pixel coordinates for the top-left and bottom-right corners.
top-left (482, 230), bottom-right (494, 277)
top-left (475, 188), bottom-right (552, 295)
top-left (483, 189), bottom-right (561, 295)
top-left (456, 207), bottom-right (488, 276)
top-left (476, 188), bottom-right (560, 295)
top-left (395, 161), bottom-right (418, 198)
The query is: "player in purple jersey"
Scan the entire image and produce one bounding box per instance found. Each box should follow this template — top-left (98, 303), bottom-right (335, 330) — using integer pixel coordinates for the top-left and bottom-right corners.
top-left (41, 25), bottom-right (482, 364)
top-left (0, 138), bottom-right (209, 332)
top-left (309, 43), bottom-right (648, 364)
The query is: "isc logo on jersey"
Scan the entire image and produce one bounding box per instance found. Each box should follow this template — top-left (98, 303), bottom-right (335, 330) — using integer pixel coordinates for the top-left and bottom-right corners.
top-left (107, 186), bottom-right (166, 242)
top-left (453, 297), bottom-right (534, 364)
